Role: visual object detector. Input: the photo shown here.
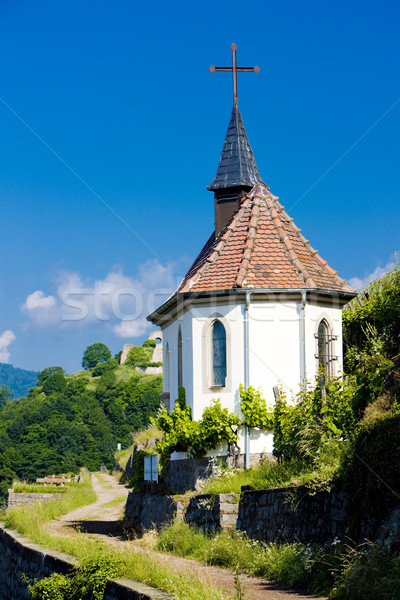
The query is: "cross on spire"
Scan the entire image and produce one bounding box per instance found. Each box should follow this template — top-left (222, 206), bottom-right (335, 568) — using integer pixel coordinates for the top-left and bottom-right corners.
top-left (209, 43), bottom-right (260, 103)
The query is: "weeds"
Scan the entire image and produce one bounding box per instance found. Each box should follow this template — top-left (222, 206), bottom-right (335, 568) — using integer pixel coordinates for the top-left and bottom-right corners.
top-left (12, 481), bottom-right (68, 494)
top-left (200, 457), bottom-right (312, 495)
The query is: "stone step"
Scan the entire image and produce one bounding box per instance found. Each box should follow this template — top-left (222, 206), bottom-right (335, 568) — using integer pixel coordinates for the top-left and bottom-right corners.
top-left (220, 513), bottom-right (238, 526)
top-left (219, 502), bottom-right (239, 515)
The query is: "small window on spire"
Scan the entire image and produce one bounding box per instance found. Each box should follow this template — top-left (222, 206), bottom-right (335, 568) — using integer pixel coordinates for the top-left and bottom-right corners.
top-left (212, 320), bottom-right (227, 387)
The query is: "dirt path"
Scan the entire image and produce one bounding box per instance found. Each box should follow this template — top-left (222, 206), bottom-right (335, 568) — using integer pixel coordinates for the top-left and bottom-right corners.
top-left (48, 474), bottom-right (322, 600)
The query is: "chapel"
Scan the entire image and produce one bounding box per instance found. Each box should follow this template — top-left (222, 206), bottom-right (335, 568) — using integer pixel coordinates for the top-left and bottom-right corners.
top-left (148, 45), bottom-right (356, 466)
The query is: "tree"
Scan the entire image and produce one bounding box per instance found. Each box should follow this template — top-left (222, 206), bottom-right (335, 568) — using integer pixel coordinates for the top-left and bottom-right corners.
top-left (37, 366), bottom-right (65, 385)
top-left (42, 372), bottom-right (67, 396)
top-left (0, 385), bottom-right (12, 409)
top-left (82, 343), bottom-right (112, 370)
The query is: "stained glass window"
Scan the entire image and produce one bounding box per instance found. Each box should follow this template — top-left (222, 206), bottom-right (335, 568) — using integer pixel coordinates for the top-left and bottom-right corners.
top-left (212, 320), bottom-right (226, 387)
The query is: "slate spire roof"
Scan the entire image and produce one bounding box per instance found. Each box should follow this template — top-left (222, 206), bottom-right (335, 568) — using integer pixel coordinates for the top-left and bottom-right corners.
top-left (208, 101), bottom-right (265, 191)
top-left (177, 185), bottom-right (355, 294)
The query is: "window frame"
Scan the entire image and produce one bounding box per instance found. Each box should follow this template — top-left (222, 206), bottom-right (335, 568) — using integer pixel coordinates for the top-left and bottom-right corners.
top-left (202, 314), bottom-right (232, 393)
top-left (315, 317), bottom-right (337, 378)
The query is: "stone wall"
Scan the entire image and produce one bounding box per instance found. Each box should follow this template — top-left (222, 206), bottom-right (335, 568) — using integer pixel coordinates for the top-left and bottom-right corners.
top-left (0, 525), bottom-right (74, 599)
top-left (7, 491), bottom-right (63, 509)
top-left (105, 579), bottom-right (172, 600)
top-left (237, 485), bottom-right (346, 544)
top-left (185, 493), bottom-right (239, 533)
top-left (164, 454), bottom-right (264, 494)
top-left (163, 457), bottom-right (214, 493)
top-left (0, 525), bottom-right (171, 600)
top-left (124, 492), bottom-right (184, 534)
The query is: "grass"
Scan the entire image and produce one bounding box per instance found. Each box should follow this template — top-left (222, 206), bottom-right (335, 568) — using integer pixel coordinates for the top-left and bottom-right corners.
top-left (102, 496), bottom-right (126, 508)
top-left (133, 427), bottom-right (163, 445)
top-left (94, 473), bottom-right (108, 483)
top-left (12, 482), bottom-right (68, 494)
top-left (4, 472), bottom-right (227, 600)
top-left (330, 543), bottom-right (400, 599)
top-left (4, 471), bottom-right (97, 531)
top-left (115, 445), bottom-right (133, 470)
top-left (154, 521), bottom-right (400, 599)
top-left (200, 458), bottom-right (313, 495)
top-left (155, 520), bottom-right (341, 595)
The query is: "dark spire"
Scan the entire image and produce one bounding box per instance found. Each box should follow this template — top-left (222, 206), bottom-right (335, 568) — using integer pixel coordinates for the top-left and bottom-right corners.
top-left (208, 101), bottom-right (265, 191)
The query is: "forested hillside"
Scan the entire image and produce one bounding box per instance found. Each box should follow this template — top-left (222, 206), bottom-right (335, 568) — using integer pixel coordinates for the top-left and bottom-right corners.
top-left (0, 363), bottom-right (38, 398)
top-left (0, 344), bottom-right (162, 502)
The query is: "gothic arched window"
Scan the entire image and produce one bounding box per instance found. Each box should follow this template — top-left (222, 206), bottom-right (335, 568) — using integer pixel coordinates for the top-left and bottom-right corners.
top-left (177, 327), bottom-right (183, 389)
top-left (212, 320), bottom-right (227, 387)
top-left (317, 319), bottom-right (332, 377)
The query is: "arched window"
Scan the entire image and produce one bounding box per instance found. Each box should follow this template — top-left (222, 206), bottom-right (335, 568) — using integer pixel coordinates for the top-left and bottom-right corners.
top-left (212, 320), bottom-right (227, 387)
top-left (177, 327), bottom-right (182, 389)
top-left (317, 319), bottom-right (332, 377)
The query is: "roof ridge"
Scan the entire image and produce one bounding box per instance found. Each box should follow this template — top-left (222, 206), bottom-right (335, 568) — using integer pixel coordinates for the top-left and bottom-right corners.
top-left (183, 197), bottom-right (252, 291)
top-left (265, 196), bottom-right (317, 288)
top-left (276, 201), bottom-right (353, 291)
top-left (235, 195), bottom-right (261, 287)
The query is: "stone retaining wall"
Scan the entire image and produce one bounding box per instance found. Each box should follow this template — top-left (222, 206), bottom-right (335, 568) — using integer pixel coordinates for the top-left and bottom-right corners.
top-left (7, 491), bottom-right (63, 509)
top-left (124, 486), bottom-right (346, 545)
top-left (0, 526), bottom-right (171, 600)
top-left (105, 579), bottom-right (172, 600)
top-left (124, 492), bottom-right (184, 533)
top-left (185, 493), bottom-right (239, 533)
top-left (164, 454), bottom-right (264, 494)
top-left (237, 485), bottom-right (346, 544)
top-left (0, 525), bottom-right (74, 599)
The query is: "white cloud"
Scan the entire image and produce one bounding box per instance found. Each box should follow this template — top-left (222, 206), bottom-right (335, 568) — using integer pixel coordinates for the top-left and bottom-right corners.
top-left (0, 330), bottom-right (16, 363)
top-left (113, 318), bottom-right (149, 338)
top-left (23, 290), bottom-right (57, 311)
top-left (21, 259), bottom-right (179, 341)
top-left (348, 255), bottom-right (397, 291)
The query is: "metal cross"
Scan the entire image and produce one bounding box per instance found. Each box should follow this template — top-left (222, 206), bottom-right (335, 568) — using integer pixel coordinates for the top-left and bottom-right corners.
top-left (209, 43), bottom-right (260, 103)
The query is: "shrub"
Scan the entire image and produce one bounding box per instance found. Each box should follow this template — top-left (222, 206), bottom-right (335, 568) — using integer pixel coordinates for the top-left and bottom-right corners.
top-left (91, 358), bottom-right (118, 378)
top-left (130, 449), bottom-right (153, 490)
top-left (343, 261), bottom-right (400, 358)
top-left (273, 376), bottom-right (357, 464)
top-left (126, 346), bottom-right (153, 368)
top-left (341, 407), bottom-right (400, 539)
top-left (26, 556), bottom-right (122, 600)
top-left (143, 339), bottom-right (157, 348)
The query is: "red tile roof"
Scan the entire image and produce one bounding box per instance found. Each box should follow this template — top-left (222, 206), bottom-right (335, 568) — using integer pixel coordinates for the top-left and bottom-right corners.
top-left (177, 185), bottom-right (355, 294)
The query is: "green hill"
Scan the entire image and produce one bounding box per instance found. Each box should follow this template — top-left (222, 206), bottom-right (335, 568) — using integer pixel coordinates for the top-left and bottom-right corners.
top-left (0, 363), bottom-right (38, 398)
top-left (0, 354), bottom-right (162, 502)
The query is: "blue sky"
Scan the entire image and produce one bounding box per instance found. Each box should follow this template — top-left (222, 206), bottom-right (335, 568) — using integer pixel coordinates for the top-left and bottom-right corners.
top-left (1, 0), bottom-right (399, 373)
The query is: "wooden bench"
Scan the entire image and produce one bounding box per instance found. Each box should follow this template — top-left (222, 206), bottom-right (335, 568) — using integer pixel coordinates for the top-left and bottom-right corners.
top-left (35, 476), bottom-right (71, 487)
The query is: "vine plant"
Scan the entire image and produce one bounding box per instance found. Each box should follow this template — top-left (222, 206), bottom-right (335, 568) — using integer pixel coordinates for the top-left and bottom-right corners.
top-left (154, 387), bottom-right (241, 470)
top-left (239, 384), bottom-right (274, 429)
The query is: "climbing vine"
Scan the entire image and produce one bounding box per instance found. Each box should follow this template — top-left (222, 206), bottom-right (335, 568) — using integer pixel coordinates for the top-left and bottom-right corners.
top-left (154, 387), bottom-right (241, 470)
top-left (239, 384), bottom-right (274, 429)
